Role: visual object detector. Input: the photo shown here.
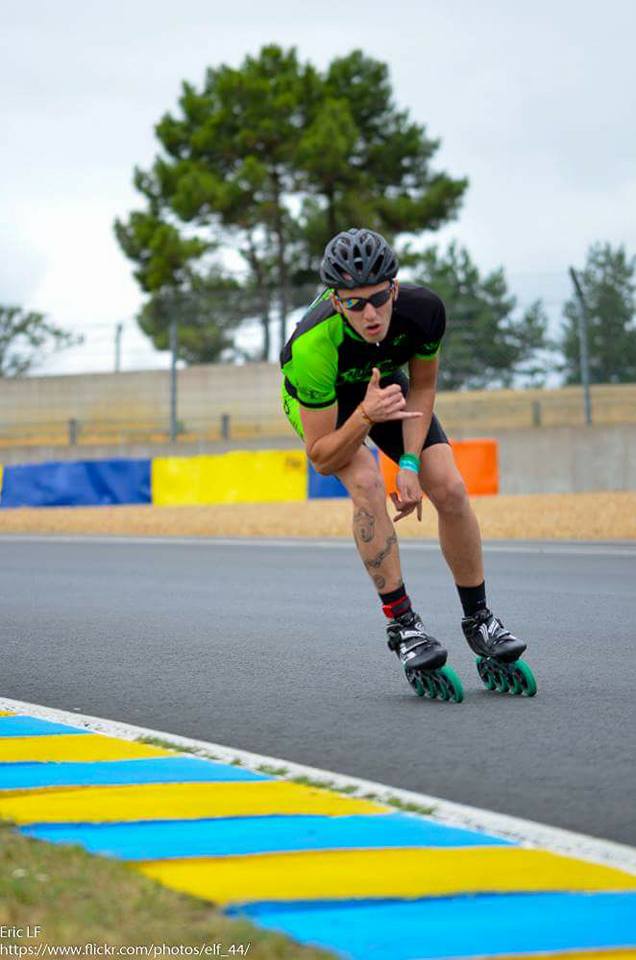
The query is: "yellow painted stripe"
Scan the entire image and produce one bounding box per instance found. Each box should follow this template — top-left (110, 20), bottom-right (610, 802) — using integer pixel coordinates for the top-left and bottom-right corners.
top-left (0, 734), bottom-right (174, 763)
top-left (139, 847), bottom-right (636, 906)
top-left (0, 710), bottom-right (14, 716)
top-left (0, 780), bottom-right (388, 824)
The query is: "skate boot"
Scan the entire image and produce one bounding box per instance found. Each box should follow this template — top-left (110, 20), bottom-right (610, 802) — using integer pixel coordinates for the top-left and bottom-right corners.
top-left (386, 611), bottom-right (463, 703)
top-left (462, 609), bottom-right (537, 696)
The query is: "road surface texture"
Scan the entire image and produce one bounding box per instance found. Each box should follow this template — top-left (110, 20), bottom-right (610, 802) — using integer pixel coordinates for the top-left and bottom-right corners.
top-left (2, 536), bottom-right (635, 845)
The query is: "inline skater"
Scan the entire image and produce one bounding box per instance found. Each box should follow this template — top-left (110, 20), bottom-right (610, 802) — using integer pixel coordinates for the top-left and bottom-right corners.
top-left (280, 228), bottom-right (533, 698)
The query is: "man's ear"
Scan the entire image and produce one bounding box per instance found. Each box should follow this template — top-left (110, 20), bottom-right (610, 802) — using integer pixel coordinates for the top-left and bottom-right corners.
top-left (329, 292), bottom-right (341, 314)
top-left (393, 279), bottom-right (399, 299)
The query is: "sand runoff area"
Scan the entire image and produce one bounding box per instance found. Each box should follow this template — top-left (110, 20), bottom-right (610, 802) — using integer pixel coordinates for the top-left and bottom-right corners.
top-left (0, 491), bottom-right (634, 540)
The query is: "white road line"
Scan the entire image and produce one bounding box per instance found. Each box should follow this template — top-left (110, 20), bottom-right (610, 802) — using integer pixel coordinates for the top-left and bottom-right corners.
top-left (0, 534), bottom-right (635, 557)
top-left (1, 695), bottom-right (635, 876)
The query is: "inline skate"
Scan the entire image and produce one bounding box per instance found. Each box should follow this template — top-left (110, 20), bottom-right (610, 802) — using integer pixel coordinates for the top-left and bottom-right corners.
top-left (387, 610), bottom-right (464, 703)
top-left (462, 609), bottom-right (537, 696)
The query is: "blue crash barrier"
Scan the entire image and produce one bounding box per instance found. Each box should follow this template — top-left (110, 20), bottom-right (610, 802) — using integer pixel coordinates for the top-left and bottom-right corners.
top-left (0, 458), bottom-right (152, 508)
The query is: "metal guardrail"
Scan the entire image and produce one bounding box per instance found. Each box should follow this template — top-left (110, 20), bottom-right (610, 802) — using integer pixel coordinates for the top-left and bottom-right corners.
top-left (0, 416), bottom-right (291, 448)
top-left (0, 388), bottom-right (634, 448)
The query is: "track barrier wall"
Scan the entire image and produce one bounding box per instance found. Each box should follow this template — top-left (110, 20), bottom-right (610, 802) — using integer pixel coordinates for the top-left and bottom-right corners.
top-left (0, 440), bottom-right (497, 508)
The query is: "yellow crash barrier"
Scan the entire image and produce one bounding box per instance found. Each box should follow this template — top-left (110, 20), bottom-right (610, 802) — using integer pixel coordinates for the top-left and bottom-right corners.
top-left (152, 450), bottom-right (307, 506)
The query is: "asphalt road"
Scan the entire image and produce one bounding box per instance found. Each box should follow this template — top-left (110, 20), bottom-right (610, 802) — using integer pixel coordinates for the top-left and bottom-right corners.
top-left (2, 536), bottom-right (635, 845)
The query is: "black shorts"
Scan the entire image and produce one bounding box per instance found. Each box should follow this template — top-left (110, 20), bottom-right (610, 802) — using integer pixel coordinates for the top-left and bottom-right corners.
top-left (282, 370), bottom-right (449, 465)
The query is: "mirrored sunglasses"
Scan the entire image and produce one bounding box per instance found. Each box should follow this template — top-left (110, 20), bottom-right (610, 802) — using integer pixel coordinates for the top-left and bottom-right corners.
top-left (335, 283), bottom-right (394, 312)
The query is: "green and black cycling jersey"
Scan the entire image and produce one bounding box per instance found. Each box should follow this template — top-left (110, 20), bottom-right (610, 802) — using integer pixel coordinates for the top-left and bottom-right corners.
top-left (280, 283), bottom-right (446, 410)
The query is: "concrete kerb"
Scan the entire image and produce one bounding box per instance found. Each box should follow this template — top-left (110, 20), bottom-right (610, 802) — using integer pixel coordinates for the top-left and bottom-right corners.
top-left (2, 695), bottom-right (635, 877)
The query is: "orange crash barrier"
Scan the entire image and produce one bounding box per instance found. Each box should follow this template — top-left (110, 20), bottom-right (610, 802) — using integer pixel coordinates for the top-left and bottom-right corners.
top-left (379, 439), bottom-right (499, 497)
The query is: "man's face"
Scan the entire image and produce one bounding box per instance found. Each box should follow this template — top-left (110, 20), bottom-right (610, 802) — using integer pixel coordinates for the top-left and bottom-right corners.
top-left (330, 280), bottom-right (398, 344)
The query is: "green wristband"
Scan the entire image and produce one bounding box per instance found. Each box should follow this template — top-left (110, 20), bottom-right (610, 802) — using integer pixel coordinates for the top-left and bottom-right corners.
top-left (399, 453), bottom-right (420, 473)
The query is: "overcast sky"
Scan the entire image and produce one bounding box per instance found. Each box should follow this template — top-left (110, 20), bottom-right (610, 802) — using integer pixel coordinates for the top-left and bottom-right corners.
top-left (2, 0), bottom-right (635, 374)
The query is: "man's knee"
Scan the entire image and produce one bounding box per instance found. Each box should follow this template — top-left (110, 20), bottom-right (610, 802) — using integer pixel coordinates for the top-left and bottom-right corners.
top-left (344, 465), bottom-right (385, 505)
top-left (427, 473), bottom-right (468, 515)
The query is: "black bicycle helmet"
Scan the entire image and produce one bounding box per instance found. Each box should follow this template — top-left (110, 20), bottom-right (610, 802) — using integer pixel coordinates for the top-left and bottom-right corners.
top-left (319, 228), bottom-right (399, 289)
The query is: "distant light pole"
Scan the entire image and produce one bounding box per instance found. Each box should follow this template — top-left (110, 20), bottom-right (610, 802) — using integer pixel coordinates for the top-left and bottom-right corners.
top-left (169, 319), bottom-right (178, 442)
top-left (568, 267), bottom-right (593, 426)
top-left (114, 323), bottom-right (123, 372)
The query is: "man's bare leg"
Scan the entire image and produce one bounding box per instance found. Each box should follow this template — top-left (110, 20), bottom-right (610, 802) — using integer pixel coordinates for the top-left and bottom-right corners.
top-left (419, 443), bottom-right (484, 586)
top-left (336, 444), bottom-right (453, 679)
top-left (336, 446), bottom-right (403, 592)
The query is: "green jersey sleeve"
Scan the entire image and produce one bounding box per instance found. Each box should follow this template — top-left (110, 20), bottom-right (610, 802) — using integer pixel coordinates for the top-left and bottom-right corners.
top-left (288, 317), bottom-right (341, 408)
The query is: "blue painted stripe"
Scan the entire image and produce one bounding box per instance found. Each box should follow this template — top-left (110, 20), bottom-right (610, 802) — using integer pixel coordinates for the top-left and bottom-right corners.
top-left (230, 892), bottom-right (636, 959)
top-left (0, 758), bottom-right (267, 789)
top-left (20, 813), bottom-right (512, 860)
top-left (0, 717), bottom-right (88, 737)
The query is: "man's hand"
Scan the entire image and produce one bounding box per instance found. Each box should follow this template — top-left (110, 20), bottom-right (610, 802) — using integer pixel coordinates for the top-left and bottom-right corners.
top-left (390, 469), bottom-right (423, 522)
top-left (362, 368), bottom-right (423, 423)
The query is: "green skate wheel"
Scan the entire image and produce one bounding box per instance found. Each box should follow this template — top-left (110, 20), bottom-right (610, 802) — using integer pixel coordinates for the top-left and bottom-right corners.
top-left (476, 657), bottom-right (496, 691)
top-left (437, 666), bottom-right (464, 704)
top-left (405, 669), bottom-right (424, 697)
top-left (493, 667), bottom-right (510, 693)
top-left (434, 671), bottom-right (450, 701)
top-left (506, 668), bottom-right (523, 695)
top-left (511, 659), bottom-right (537, 697)
top-left (405, 669), bottom-right (436, 698)
top-left (420, 673), bottom-right (438, 699)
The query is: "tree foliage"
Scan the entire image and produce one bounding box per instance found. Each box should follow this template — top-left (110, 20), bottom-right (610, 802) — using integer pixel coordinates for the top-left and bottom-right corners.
top-left (561, 242), bottom-right (636, 384)
top-left (115, 45), bottom-right (468, 361)
top-left (408, 244), bottom-right (549, 390)
top-left (0, 306), bottom-right (82, 377)
top-left (137, 274), bottom-right (249, 365)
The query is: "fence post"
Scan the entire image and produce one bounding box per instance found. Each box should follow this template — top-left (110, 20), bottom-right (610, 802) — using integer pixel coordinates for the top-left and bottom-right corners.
top-left (169, 319), bottom-right (178, 442)
top-left (221, 414), bottom-right (230, 441)
top-left (532, 400), bottom-right (542, 427)
top-left (68, 418), bottom-right (79, 445)
top-left (569, 267), bottom-right (593, 425)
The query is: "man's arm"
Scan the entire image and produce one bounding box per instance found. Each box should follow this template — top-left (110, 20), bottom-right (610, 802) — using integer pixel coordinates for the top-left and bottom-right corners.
top-left (301, 403), bottom-right (371, 476)
top-left (402, 356), bottom-right (439, 454)
top-left (302, 367), bottom-right (423, 476)
top-left (390, 356), bottom-right (439, 522)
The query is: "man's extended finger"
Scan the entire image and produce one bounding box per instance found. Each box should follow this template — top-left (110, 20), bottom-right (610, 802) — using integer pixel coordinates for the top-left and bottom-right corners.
top-left (390, 411), bottom-right (423, 420)
top-left (385, 399), bottom-right (406, 416)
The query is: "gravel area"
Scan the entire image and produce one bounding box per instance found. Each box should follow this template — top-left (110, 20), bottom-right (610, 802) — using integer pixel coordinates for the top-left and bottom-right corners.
top-left (0, 492), bottom-right (635, 540)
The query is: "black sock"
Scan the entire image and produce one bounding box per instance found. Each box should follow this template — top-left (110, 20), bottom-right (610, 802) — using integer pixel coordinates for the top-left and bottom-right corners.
top-left (379, 585), bottom-right (412, 620)
top-left (457, 581), bottom-right (488, 618)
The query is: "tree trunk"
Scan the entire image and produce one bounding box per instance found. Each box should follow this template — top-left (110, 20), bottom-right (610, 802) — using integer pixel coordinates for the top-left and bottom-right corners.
top-left (261, 313), bottom-right (271, 361)
top-left (326, 183), bottom-right (337, 239)
top-left (246, 232), bottom-right (271, 362)
top-left (271, 171), bottom-right (289, 350)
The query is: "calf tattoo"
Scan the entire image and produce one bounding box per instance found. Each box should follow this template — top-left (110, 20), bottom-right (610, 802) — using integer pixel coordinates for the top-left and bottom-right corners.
top-left (364, 533), bottom-right (397, 571)
top-left (353, 507), bottom-right (375, 543)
